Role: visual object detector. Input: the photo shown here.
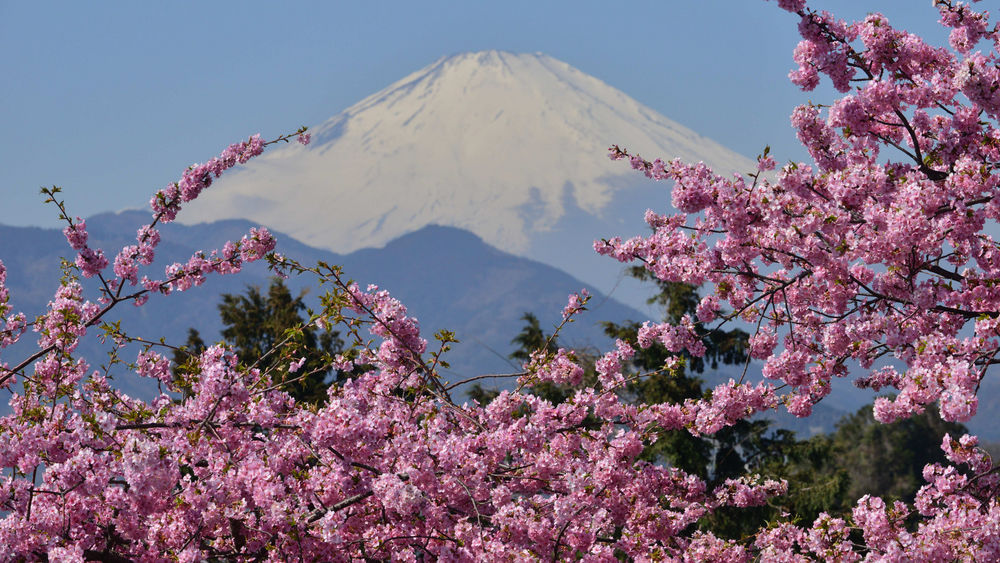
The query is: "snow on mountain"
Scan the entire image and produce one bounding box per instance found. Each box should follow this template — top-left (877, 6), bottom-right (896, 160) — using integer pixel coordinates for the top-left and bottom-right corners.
top-left (181, 51), bottom-right (755, 287)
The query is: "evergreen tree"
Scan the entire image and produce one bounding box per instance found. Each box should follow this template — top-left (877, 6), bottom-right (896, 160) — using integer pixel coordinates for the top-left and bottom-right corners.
top-left (173, 278), bottom-right (344, 406)
top-left (749, 402), bottom-right (970, 529)
top-left (508, 313), bottom-right (554, 364)
top-left (602, 266), bottom-right (757, 483)
top-left (171, 328), bottom-right (207, 400)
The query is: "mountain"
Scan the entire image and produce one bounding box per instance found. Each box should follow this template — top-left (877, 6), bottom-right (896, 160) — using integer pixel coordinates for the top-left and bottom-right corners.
top-left (179, 50), bottom-right (757, 313)
top-left (0, 211), bottom-right (645, 400)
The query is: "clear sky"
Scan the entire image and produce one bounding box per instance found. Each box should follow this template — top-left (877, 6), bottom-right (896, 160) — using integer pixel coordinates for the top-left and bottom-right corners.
top-left (1, 1), bottom-right (951, 229)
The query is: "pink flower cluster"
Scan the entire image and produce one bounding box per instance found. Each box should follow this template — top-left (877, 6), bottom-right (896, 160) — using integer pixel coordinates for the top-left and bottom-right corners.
top-left (561, 288), bottom-right (589, 320)
top-left (522, 348), bottom-right (584, 386)
top-left (0, 262), bottom-right (26, 353)
top-left (598, 0), bottom-right (1000, 557)
top-left (63, 218), bottom-right (110, 279)
top-left (150, 134), bottom-right (264, 223)
top-left (5, 179), bottom-right (808, 560)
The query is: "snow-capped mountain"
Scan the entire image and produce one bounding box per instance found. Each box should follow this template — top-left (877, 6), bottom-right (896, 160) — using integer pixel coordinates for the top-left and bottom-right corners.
top-left (181, 50), bottom-right (755, 310)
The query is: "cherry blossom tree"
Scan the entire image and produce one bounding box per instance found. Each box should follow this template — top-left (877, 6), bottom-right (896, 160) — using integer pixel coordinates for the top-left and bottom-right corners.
top-left (2, 0), bottom-right (1000, 560)
top-left (603, 0), bottom-right (1000, 557)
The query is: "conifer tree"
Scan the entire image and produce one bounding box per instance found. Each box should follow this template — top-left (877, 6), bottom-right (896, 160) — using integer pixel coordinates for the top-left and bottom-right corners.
top-left (173, 278), bottom-right (344, 405)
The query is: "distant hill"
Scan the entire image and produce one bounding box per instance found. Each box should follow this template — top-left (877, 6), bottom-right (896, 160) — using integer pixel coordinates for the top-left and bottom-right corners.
top-left (6, 211), bottom-right (992, 440)
top-left (0, 211), bottom-right (644, 400)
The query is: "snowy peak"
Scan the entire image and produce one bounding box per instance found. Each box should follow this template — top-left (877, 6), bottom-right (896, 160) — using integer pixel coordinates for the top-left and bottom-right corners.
top-left (181, 51), bottom-right (754, 256)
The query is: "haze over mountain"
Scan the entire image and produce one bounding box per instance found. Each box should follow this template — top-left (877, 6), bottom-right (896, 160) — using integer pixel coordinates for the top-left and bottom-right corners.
top-left (180, 50), bottom-right (756, 312)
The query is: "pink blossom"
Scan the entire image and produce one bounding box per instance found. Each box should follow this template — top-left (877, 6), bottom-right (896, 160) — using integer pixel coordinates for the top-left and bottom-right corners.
top-left (62, 218), bottom-right (88, 250)
top-left (74, 247), bottom-right (108, 278)
top-left (288, 356), bottom-right (307, 373)
top-left (561, 288), bottom-right (590, 320)
top-left (135, 350), bottom-right (172, 383)
top-left (239, 227), bottom-right (276, 262)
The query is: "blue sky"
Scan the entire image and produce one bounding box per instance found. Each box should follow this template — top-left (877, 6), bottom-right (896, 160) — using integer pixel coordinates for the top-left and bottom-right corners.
top-left (1, 1), bottom-right (950, 229)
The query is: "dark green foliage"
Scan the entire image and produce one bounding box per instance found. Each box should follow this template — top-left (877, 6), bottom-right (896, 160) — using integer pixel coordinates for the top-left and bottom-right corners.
top-left (171, 328), bottom-right (207, 401)
top-left (174, 278), bottom-right (345, 406)
top-left (508, 313), bottom-right (554, 364)
top-left (738, 402), bottom-right (969, 530)
top-left (699, 429), bottom-right (849, 539)
top-left (825, 403), bottom-right (968, 505)
top-left (751, 432), bottom-right (850, 525)
top-left (172, 328), bottom-right (207, 376)
top-left (466, 383), bottom-right (500, 406)
top-left (603, 267), bottom-right (755, 485)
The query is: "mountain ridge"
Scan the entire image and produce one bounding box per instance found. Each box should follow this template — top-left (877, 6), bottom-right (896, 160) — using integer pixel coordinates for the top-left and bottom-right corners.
top-left (0, 211), bottom-right (644, 398)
